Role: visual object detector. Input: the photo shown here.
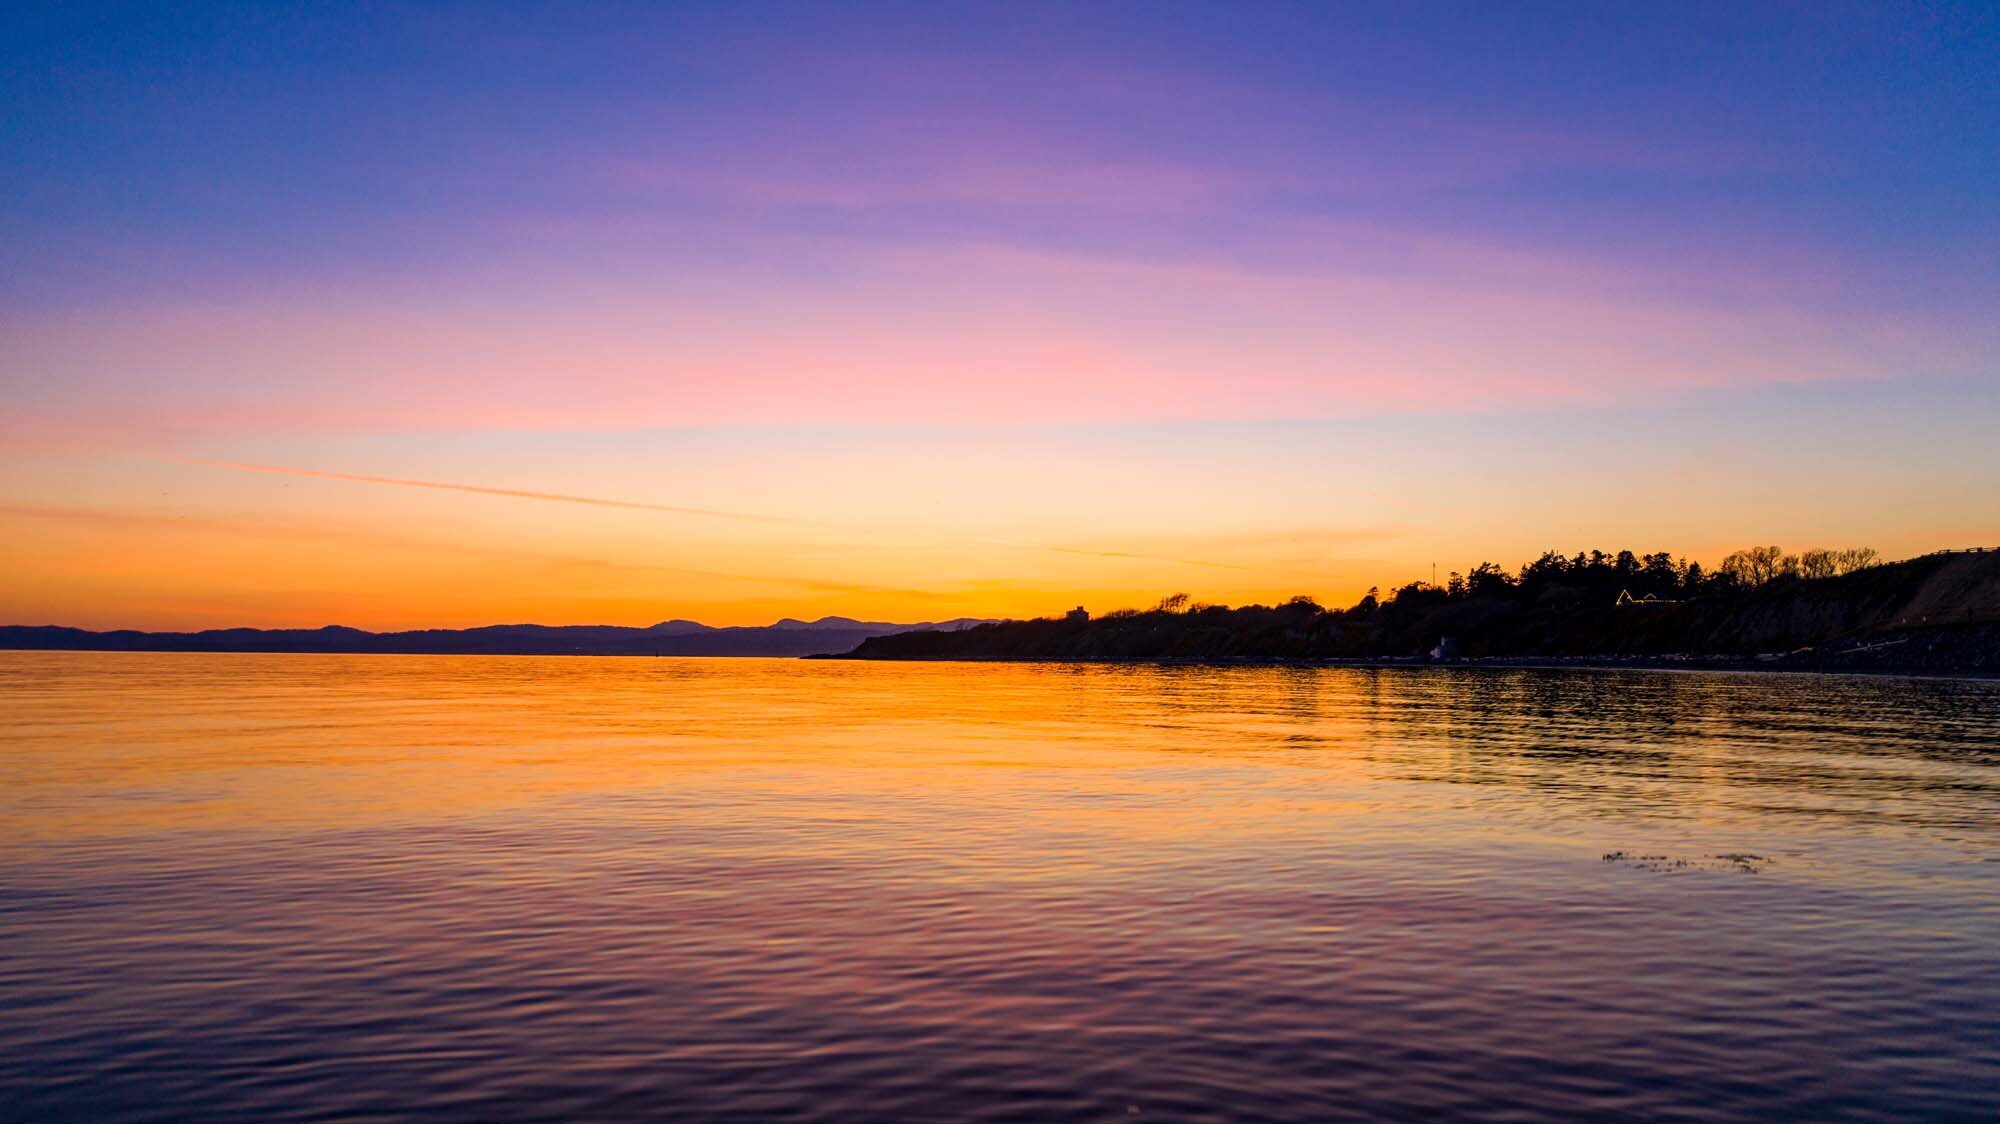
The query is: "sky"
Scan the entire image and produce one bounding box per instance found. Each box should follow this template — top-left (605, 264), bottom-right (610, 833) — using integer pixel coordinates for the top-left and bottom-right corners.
top-left (3, 1), bottom-right (1997, 629)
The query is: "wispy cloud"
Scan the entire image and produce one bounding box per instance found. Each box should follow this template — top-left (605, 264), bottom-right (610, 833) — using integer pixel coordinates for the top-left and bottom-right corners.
top-left (176, 458), bottom-right (1289, 576)
top-left (1041, 545), bottom-right (1253, 571)
top-left (177, 458), bottom-right (800, 524)
top-left (0, 501), bottom-right (941, 600)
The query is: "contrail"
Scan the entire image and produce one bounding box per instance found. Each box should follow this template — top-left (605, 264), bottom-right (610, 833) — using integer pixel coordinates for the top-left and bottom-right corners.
top-left (2, 502), bottom-right (939, 598)
top-left (986, 538), bottom-right (1321, 577)
top-left (177, 458), bottom-right (801, 524)
top-left (178, 458), bottom-right (1317, 578)
top-left (1044, 545), bottom-right (1254, 571)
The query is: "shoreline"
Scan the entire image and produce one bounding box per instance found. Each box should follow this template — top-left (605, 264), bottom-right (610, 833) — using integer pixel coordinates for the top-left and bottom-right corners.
top-left (813, 652), bottom-right (2000, 680)
top-left (4, 646), bottom-right (1994, 680)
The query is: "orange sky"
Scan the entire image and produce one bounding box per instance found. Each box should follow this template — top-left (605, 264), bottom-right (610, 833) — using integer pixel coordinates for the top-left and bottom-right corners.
top-left (4, 7), bottom-right (1997, 629)
top-left (6, 397), bottom-right (1996, 631)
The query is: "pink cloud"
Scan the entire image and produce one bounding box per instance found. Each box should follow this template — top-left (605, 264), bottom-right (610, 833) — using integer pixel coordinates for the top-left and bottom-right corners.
top-left (3, 203), bottom-right (1988, 453)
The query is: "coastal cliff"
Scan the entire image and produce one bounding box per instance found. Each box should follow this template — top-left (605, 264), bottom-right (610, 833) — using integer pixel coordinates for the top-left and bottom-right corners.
top-left (840, 550), bottom-right (2000, 674)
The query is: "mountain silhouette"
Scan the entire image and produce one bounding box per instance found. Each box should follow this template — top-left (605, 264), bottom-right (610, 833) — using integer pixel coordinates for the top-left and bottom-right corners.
top-left (0, 616), bottom-right (1001, 658)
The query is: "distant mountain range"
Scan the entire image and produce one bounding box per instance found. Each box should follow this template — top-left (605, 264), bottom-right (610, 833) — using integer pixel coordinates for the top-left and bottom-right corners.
top-left (0, 616), bottom-right (1002, 658)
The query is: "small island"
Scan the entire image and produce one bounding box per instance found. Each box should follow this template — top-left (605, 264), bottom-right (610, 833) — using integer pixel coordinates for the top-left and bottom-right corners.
top-left (834, 547), bottom-right (2000, 675)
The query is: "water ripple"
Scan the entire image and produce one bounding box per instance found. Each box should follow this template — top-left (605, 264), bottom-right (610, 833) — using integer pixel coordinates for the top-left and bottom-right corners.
top-left (1, 653), bottom-right (1996, 1121)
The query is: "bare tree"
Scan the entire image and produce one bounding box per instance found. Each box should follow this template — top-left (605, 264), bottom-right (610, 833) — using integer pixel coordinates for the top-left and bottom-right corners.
top-left (1725, 544), bottom-right (1879, 585)
top-left (1754, 545), bottom-right (1787, 584)
top-left (1721, 545), bottom-right (1788, 587)
top-left (1834, 547), bottom-right (1879, 574)
top-left (1800, 546), bottom-right (1882, 579)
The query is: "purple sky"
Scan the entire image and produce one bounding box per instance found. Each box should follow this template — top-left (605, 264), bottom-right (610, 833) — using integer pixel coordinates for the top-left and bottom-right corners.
top-left (3, 2), bottom-right (1996, 626)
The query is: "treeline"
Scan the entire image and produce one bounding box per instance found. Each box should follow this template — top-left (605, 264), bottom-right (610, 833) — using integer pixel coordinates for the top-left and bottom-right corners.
top-left (1717, 546), bottom-right (1879, 585)
top-left (1105, 544), bottom-right (1882, 628)
top-left (1392, 544), bottom-right (1879, 608)
top-left (840, 545), bottom-right (2000, 666)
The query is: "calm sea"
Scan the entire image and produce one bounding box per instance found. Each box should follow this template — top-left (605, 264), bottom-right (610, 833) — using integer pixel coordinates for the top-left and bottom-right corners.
top-left (2, 652), bottom-right (1996, 1121)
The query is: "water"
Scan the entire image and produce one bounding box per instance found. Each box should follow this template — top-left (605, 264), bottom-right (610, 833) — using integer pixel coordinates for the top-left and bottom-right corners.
top-left (2, 653), bottom-right (1996, 1122)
